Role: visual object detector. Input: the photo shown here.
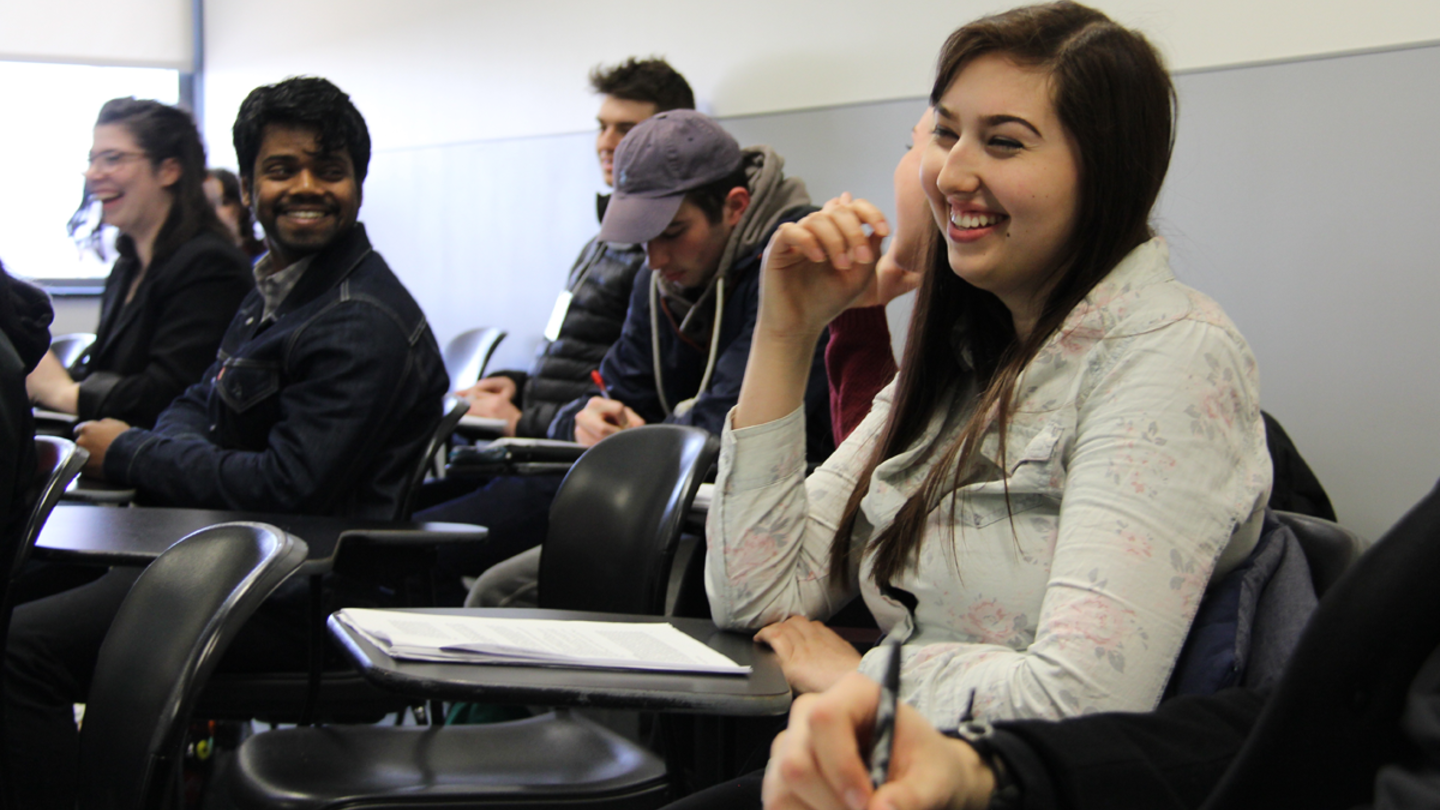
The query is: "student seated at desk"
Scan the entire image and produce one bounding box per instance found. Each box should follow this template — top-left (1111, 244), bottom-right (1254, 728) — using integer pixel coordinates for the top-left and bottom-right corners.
top-left (424, 110), bottom-right (835, 605)
top-left (706, 0), bottom-right (1271, 729)
top-left (450, 58), bottom-right (694, 440)
top-left (415, 59), bottom-right (694, 600)
top-left (26, 99), bottom-right (252, 429)
top-left (6, 76), bottom-right (448, 810)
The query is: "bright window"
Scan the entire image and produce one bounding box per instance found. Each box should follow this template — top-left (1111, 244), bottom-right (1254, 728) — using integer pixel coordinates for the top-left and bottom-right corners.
top-left (0, 61), bottom-right (180, 282)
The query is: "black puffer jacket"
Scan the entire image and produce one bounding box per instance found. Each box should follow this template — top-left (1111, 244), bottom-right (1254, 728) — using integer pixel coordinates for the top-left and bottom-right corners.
top-left (499, 234), bottom-right (645, 439)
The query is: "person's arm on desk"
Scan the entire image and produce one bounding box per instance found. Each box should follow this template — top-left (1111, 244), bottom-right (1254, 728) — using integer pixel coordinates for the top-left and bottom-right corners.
top-left (457, 375), bottom-right (523, 437)
top-left (74, 418), bottom-right (131, 478)
top-left (101, 301), bottom-right (437, 514)
top-left (26, 351), bottom-right (80, 415)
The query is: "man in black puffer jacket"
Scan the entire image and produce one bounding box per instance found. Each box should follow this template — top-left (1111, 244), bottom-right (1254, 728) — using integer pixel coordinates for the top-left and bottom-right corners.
top-left (454, 58), bottom-right (695, 439)
top-left (419, 60), bottom-right (695, 604)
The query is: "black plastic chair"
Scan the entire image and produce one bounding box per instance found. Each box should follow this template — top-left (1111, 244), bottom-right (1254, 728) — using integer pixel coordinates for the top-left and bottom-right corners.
top-left (222, 425), bottom-right (721, 810)
top-left (14, 439), bottom-right (88, 569)
top-left (0, 438), bottom-right (87, 810)
top-left (77, 522), bottom-right (307, 810)
top-left (2, 437), bottom-right (87, 644)
top-left (399, 397), bottom-right (473, 518)
top-left (443, 327), bottom-right (507, 392)
top-left (46, 332), bottom-right (96, 370)
top-left (2, 436), bottom-right (86, 653)
top-left (1272, 509), bottom-right (1368, 597)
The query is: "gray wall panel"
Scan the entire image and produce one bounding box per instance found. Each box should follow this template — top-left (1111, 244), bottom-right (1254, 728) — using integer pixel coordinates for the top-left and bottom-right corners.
top-left (361, 44), bottom-right (1437, 536)
top-left (1159, 44), bottom-right (1440, 538)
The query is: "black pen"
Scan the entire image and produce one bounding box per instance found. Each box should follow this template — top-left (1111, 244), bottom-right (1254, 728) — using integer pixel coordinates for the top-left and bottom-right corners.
top-left (868, 638), bottom-right (902, 787)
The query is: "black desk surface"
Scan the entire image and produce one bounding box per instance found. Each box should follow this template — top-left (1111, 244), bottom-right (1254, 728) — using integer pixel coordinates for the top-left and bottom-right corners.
top-left (35, 504), bottom-right (487, 574)
top-left (330, 607), bottom-right (792, 716)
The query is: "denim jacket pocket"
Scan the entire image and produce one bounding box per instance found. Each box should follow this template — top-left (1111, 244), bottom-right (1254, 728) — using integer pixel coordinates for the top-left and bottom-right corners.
top-left (216, 358), bottom-right (281, 414)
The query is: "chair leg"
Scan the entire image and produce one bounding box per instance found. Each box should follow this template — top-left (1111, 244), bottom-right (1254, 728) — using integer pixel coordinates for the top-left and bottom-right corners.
top-left (301, 575), bottom-right (324, 727)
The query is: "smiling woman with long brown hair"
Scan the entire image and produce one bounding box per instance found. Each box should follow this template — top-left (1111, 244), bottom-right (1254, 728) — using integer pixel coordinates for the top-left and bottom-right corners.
top-left (26, 98), bottom-right (251, 428)
top-left (705, 0), bottom-right (1272, 726)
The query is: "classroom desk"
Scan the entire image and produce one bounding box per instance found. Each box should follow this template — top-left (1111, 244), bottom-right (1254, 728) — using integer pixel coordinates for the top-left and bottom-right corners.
top-left (61, 475), bottom-right (137, 505)
top-left (329, 607), bottom-right (791, 716)
top-left (35, 504), bottom-right (489, 724)
top-left (35, 503), bottom-right (487, 575)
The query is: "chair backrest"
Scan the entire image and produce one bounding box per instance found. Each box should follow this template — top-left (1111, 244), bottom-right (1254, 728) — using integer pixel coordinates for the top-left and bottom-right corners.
top-left (14, 437), bottom-right (88, 576)
top-left (395, 397), bottom-right (472, 520)
top-left (443, 327), bottom-right (507, 391)
top-left (0, 437), bottom-right (88, 764)
top-left (77, 522), bottom-right (306, 810)
top-left (47, 332), bottom-right (96, 369)
top-left (1272, 509), bottom-right (1369, 597)
top-left (1199, 482), bottom-right (1440, 809)
top-left (538, 425), bottom-right (719, 615)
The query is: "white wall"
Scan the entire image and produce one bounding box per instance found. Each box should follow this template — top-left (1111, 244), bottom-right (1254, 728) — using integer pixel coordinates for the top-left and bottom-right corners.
top-left (0, 0), bottom-right (192, 69)
top-left (200, 0), bottom-right (1440, 154)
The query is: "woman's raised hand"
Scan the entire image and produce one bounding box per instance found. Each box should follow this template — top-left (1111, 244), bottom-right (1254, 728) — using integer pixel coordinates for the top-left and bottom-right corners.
top-left (736, 194), bottom-right (889, 429)
top-left (758, 194), bottom-right (890, 341)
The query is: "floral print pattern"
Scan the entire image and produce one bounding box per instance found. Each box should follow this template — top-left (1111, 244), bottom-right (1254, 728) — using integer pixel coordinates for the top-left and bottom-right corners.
top-left (705, 238), bottom-right (1272, 727)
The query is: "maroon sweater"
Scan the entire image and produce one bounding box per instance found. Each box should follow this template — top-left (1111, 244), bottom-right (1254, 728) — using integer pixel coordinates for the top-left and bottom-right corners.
top-left (824, 305), bottom-right (897, 445)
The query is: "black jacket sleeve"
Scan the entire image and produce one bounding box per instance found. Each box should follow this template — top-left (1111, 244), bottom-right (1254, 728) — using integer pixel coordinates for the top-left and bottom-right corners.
top-left (76, 236), bottom-right (252, 427)
top-left (988, 688), bottom-right (1267, 810)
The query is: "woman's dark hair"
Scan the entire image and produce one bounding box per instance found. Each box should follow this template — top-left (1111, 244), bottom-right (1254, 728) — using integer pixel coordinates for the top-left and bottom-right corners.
top-left (589, 57), bottom-right (696, 113)
top-left (80, 98), bottom-right (230, 268)
top-left (233, 76), bottom-right (371, 184)
top-left (206, 168), bottom-right (266, 258)
top-left (830, 1), bottom-right (1177, 588)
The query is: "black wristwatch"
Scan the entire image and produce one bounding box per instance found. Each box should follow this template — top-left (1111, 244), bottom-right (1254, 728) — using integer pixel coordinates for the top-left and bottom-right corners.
top-left (949, 718), bottom-right (1022, 810)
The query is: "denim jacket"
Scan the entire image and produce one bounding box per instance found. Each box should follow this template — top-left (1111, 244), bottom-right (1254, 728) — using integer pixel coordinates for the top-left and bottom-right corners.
top-left (105, 224), bottom-right (448, 519)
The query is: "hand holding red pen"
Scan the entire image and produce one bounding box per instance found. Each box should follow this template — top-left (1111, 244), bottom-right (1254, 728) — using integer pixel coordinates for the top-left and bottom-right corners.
top-left (574, 370), bottom-right (645, 446)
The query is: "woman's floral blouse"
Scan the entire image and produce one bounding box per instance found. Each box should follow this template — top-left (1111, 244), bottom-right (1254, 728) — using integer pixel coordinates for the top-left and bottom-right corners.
top-left (706, 238), bottom-right (1273, 726)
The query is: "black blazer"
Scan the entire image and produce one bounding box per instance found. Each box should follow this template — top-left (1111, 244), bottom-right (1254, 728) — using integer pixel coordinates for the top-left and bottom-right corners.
top-left (72, 231), bottom-right (252, 428)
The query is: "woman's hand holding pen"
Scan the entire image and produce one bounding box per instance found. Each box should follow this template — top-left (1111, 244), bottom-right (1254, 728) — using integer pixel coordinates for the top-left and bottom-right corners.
top-left (758, 193), bottom-right (891, 342)
top-left (736, 194), bottom-right (888, 430)
top-left (763, 672), bottom-right (996, 810)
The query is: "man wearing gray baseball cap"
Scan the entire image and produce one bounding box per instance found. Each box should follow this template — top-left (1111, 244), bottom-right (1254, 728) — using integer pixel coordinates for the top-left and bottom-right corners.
top-left (465, 110), bottom-right (836, 609)
top-left (548, 109), bottom-right (835, 460)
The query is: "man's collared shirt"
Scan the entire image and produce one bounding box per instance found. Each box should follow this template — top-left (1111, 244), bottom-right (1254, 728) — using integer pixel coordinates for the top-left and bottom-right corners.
top-left (253, 253), bottom-right (314, 321)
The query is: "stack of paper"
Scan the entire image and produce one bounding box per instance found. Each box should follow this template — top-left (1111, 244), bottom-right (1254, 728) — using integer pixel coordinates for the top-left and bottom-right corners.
top-left (336, 609), bottom-right (751, 675)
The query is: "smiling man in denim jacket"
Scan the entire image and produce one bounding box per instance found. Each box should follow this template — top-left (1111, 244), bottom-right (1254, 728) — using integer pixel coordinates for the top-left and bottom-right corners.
top-left (74, 77), bottom-right (446, 517)
top-left (8, 77), bottom-right (447, 810)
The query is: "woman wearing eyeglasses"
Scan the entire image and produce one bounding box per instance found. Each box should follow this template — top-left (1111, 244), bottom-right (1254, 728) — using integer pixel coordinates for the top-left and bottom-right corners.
top-left (26, 98), bottom-right (251, 429)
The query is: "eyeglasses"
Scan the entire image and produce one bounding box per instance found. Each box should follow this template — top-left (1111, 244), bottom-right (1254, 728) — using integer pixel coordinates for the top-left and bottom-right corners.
top-left (85, 150), bottom-right (148, 175)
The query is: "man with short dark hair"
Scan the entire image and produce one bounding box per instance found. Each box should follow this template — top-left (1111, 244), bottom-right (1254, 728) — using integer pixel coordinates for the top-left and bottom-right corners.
top-left (454, 57), bottom-right (693, 439)
top-left (8, 76), bottom-right (447, 809)
top-left (421, 59), bottom-right (694, 602)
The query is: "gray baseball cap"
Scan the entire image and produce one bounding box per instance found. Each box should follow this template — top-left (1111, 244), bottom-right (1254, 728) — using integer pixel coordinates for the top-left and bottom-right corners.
top-left (598, 110), bottom-right (744, 244)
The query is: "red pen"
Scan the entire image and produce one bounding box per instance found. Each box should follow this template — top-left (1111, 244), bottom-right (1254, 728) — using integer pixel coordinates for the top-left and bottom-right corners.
top-left (590, 369), bottom-right (612, 399)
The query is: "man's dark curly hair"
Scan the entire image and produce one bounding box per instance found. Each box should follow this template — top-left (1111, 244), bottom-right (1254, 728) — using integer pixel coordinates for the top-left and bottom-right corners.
top-left (588, 57), bottom-right (694, 112)
top-left (232, 76), bottom-right (371, 184)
